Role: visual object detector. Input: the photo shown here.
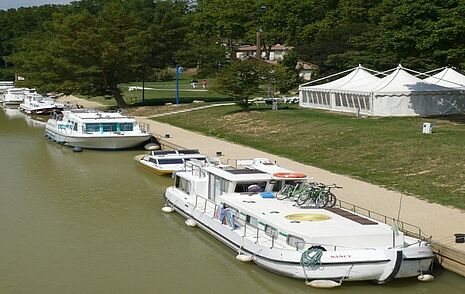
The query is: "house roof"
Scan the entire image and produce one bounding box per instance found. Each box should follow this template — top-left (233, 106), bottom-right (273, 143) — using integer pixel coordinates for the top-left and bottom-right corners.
top-left (296, 60), bottom-right (319, 70)
top-left (236, 44), bottom-right (293, 52)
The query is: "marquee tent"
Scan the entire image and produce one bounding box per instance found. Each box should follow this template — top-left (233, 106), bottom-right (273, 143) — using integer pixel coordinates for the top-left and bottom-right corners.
top-left (299, 65), bottom-right (465, 116)
top-left (424, 67), bottom-right (465, 89)
top-left (299, 65), bottom-right (380, 113)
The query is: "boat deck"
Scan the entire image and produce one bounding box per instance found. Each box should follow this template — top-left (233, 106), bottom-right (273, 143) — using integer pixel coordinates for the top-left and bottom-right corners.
top-left (220, 193), bottom-right (399, 249)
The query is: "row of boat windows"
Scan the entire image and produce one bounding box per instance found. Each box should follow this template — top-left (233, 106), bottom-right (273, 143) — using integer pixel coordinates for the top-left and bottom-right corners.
top-left (85, 123), bottom-right (134, 132)
top-left (57, 122), bottom-right (134, 132)
top-left (150, 157), bottom-right (206, 165)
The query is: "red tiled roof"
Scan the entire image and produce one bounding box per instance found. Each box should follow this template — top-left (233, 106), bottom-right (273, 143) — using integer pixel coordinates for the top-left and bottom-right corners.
top-left (236, 44), bottom-right (293, 52)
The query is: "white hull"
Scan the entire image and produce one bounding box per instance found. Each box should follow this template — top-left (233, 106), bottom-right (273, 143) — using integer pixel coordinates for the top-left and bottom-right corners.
top-left (45, 126), bottom-right (151, 149)
top-left (165, 188), bottom-right (433, 283)
top-left (20, 105), bottom-right (63, 115)
top-left (2, 100), bottom-right (22, 106)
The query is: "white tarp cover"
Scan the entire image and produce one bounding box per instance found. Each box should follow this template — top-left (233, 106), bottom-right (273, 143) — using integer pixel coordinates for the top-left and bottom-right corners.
top-left (424, 67), bottom-right (465, 89)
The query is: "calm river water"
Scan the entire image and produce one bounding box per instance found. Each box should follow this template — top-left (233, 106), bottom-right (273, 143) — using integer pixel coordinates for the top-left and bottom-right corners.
top-left (1, 107), bottom-right (464, 294)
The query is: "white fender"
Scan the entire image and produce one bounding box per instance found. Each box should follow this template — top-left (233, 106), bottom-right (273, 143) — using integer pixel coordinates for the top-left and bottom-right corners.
top-left (306, 280), bottom-right (341, 288)
top-left (236, 254), bottom-right (253, 262)
top-left (418, 274), bottom-right (434, 282)
top-left (161, 206), bottom-right (174, 213)
top-left (185, 219), bottom-right (197, 227)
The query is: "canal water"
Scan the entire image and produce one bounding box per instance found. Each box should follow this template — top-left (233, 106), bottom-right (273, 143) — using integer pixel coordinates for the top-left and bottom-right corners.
top-left (1, 107), bottom-right (464, 294)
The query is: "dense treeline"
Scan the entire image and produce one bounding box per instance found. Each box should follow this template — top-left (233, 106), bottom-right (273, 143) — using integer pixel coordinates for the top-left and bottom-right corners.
top-left (1, 0), bottom-right (465, 106)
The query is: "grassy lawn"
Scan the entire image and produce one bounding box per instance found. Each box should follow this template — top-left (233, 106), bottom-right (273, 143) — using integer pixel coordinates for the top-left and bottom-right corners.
top-left (76, 72), bottom-right (232, 107)
top-left (120, 73), bottom-right (230, 105)
top-left (155, 104), bottom-right (465, 210)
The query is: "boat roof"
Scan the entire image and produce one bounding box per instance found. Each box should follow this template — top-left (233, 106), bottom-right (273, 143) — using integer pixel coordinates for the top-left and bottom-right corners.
top-left (62, 110), bottom-right (135, 122)
top-left (151, 149), bottom-right (203, 156)
top-left (220, 193), bottom-right (397, 248)
top-left (202, 165), bottom-right (273, 182)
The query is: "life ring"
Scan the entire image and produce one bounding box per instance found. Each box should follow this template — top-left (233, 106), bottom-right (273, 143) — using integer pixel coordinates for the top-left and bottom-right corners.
top-left (273, 172), bottom-right (306, 179)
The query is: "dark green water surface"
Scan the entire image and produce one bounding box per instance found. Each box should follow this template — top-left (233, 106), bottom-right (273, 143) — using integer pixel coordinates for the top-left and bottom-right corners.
top-left (1, 107), bottom-right (464, 294)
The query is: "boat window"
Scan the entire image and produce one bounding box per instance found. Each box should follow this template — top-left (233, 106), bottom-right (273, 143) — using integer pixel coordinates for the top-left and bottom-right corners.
top-left (85, 123), bottom-right (100, 132)
top-left (176, 177), bottom-right (191, 195)
top-left (120, 123), bottom-right (133, 131)
top-left (265, 225), bottom-right (278, 238)
top-left (101, 123), bottom-right (118, 132)
top-left (73, 123), bottom-right (78, 131)
top-left (246, 215), bottom-right (258, 227)
top-left (208, 175), bottom-right (230, 201)
top-left (235, 182), bottom-right (267, 193)
top-left (158, 158), bottom-right (184, 165)
top-left (286, 235), bottom-right (305, 250)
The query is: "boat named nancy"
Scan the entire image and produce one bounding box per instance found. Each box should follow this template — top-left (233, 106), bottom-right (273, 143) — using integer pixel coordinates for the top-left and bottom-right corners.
top-left (163, 158), bottom-right (434, 285)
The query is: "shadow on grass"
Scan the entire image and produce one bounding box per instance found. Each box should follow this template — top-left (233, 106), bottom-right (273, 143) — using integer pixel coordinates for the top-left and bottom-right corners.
top-left (425, 113), bottom-right (465, 124)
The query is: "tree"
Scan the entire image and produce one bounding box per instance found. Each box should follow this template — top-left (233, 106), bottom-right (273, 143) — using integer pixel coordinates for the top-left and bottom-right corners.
top-left (11, 4), bottom-right (146, 107)
top-left (214, 59), bottom-right (272, 110)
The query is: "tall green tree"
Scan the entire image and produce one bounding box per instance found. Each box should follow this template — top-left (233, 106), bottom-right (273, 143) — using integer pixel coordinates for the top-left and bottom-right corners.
top-left (214, 59), bottom-right (273, 110)
top-left (10, 2), bottom-right (150, 107)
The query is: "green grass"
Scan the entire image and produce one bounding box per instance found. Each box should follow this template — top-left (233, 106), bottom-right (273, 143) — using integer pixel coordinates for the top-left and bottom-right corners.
top-left (76, 72), bottom-right (232, 107)
top-left (119, 73), bottom-right (231, 105)
top-left (155, 104), bottom-right (465, 210)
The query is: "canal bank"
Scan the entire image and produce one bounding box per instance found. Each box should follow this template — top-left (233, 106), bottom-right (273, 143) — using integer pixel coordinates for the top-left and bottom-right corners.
top-left (135, 116), bottom-right (465, 278)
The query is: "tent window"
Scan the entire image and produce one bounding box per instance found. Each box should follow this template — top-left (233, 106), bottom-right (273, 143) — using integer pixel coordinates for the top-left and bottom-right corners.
top-left (335, 94), bottom-right (342, 106)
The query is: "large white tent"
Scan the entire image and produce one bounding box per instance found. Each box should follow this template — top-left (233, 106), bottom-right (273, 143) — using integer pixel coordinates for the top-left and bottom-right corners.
top-left (299, 65), bottom-right (380, 113)
top-left (424, 67), bottom-right (465, 89)
top-left (299, 65), bottom-right (465, 116)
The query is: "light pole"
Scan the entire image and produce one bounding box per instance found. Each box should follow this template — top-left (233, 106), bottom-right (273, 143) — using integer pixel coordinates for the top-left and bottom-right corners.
top-left (142, 70), bottom-right (145, 104)
top-left (175, 65), bottom-right (182, 105)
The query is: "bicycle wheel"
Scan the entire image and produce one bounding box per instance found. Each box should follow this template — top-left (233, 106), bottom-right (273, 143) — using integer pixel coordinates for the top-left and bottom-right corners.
top-left (276, 185), bottom-right (292, 200)
top-left (296, 190), bottom-right (312, 206)
top-left (326, 192), bottom-right (337, 207)
top-left (315, 193), bottom-right (328, 208)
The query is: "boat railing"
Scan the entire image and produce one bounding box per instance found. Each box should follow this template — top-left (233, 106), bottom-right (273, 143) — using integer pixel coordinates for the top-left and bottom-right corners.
top-left (184, 160), bottom-right (207, 178)
top-left (226, 158), bottom-right (274, 168)
top-left (194, 194), bottom-right (219, 218)
top-left (333, 199), bottom-right (431, 241)
top-left (192, 194), bottom-right (281, 249)
top-left (139, 122), bottom-right (150, 133)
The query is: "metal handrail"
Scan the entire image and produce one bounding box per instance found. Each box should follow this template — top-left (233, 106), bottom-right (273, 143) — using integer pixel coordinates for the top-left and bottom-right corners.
top-left (333, 199), bottom-right (429, 241)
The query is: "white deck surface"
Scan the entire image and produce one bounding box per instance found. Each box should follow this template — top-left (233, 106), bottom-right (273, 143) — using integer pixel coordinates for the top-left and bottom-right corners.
top-left (221, 193), bottom-right (399, 248)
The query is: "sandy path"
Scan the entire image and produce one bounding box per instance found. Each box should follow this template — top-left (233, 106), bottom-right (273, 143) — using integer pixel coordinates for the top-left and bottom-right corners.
top-left (56, 95), bottom-right (107, 109)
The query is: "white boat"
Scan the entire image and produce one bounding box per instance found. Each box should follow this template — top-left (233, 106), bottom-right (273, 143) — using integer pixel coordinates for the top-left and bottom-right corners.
top-left (0, 81), bottom-right (14, 94)
top-left (19, 93), bottom-right (65, 115)
top-left (1, 88), bottom-right (35, 106)
top-left (45, 109), bottom-right (152, 149)
top-left (135, 149), bottom-right (207, 175)
top-left (163, 159), bottom-right (434, 285)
